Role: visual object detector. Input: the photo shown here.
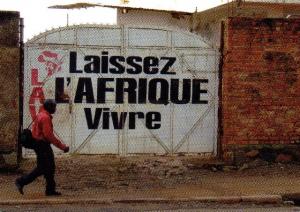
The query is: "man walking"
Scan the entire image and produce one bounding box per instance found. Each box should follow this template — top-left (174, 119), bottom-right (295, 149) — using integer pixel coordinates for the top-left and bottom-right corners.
top-left (16, 99), bottom-right (69, 196)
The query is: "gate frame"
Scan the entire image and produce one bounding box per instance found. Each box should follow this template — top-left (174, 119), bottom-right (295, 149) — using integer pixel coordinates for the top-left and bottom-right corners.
top-left (23, 24), bottom-right (221, 157)
top-left (217, 21), bottom-right (225, 160)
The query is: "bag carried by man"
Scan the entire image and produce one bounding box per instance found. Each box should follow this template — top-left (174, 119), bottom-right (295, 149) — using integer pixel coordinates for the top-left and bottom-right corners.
top-left (20, 116), bottom-right (37, 149)
top-left (20, 128), bottom-right (36, 149)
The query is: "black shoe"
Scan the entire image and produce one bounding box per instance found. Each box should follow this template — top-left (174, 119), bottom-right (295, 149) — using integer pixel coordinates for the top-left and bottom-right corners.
top-left (46, 191), bottom-right (62, 196)
top-left (15, 179), bottom-right (24, 195)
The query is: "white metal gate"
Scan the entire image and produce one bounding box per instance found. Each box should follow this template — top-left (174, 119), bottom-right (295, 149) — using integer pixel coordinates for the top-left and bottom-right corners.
top-left (23, 25), bottom-right (219, 156)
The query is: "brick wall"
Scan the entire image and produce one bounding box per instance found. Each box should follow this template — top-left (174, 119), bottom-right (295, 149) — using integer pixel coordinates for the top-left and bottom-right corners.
top-left (0, 11), bottom-right (20, 168)
top-left (221, 17), bottom-right (300, 160)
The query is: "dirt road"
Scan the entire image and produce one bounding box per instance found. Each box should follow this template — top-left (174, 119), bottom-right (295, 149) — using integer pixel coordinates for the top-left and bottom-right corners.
top-left (1, 155), bottom-right (300, 200)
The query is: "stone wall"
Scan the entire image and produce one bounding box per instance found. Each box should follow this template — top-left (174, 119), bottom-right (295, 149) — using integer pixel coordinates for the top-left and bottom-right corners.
top-left (0, 11), bottom-right (20, 168)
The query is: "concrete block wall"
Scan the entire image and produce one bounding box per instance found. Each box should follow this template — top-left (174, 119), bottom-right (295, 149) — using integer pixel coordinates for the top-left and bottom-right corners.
top-left (221, 17), bottom-right (300, 161)
top-left (0, 11), bottom-right (20, 168)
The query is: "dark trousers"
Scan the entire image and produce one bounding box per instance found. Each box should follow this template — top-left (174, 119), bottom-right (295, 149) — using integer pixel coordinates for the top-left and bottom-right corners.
top-left (18, 141), bottom-right (56, 193)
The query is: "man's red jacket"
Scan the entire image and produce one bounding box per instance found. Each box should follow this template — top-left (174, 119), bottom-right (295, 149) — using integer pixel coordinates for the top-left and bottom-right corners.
top-left (32, 108), bottom-right (67, 151)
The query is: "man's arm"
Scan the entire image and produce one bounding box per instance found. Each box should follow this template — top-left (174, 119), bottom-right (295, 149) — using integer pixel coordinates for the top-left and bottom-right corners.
top-left (41, 116), bottom-right (67, 151)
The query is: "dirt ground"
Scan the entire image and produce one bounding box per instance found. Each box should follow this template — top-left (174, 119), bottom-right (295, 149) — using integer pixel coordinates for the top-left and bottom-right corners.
top-left (1, 155), bottom-right (300, 200)
top-left (0, 203), bottom-right (299, 212)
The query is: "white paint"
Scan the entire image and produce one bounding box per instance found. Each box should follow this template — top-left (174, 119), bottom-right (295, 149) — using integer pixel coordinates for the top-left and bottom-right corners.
top-left (24, 25), bottom-right (219, 156)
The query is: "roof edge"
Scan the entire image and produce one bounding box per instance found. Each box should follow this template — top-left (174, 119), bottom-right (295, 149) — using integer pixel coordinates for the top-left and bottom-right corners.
top-left (48, 3), bottom-right (193, 15)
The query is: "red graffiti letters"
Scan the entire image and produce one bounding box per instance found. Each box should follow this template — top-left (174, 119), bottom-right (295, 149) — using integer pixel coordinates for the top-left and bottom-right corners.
top-left (29, 51), bottom-right (63, 120)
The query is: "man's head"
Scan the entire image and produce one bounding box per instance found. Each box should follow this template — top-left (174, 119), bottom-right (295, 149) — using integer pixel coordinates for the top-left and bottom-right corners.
top-left (43, 99), bottom-right (57, 114)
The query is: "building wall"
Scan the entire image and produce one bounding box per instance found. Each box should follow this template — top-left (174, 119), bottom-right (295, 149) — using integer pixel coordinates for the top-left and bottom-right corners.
top-left (117, 9), bottom-right (191, 32)
top-left (0, 11), bottom-right (20, 168)
top-left (192, 2), bottom-right (300, 49)
top-left (221, 17), bottom-right (300, 160)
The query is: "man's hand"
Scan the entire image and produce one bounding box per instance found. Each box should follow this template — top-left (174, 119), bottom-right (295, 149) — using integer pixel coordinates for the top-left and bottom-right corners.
top-left (64, 146), bottom-right (69, 153)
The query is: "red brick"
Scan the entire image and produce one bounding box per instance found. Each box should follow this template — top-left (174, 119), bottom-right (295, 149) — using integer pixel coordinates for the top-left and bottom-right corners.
top-left (221, 18), bottom-right (300, 154)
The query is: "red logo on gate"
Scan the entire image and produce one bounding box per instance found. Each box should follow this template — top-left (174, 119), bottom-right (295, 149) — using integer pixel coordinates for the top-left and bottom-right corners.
top-left (37, 51), bottom-right (63, 76)
top-left (29, 51), bottom-right (64, 120)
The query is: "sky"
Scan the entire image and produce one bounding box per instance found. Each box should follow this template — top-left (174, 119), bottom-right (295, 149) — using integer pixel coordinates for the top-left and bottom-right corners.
top-left (0, 0), bottom-right (225, 41)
